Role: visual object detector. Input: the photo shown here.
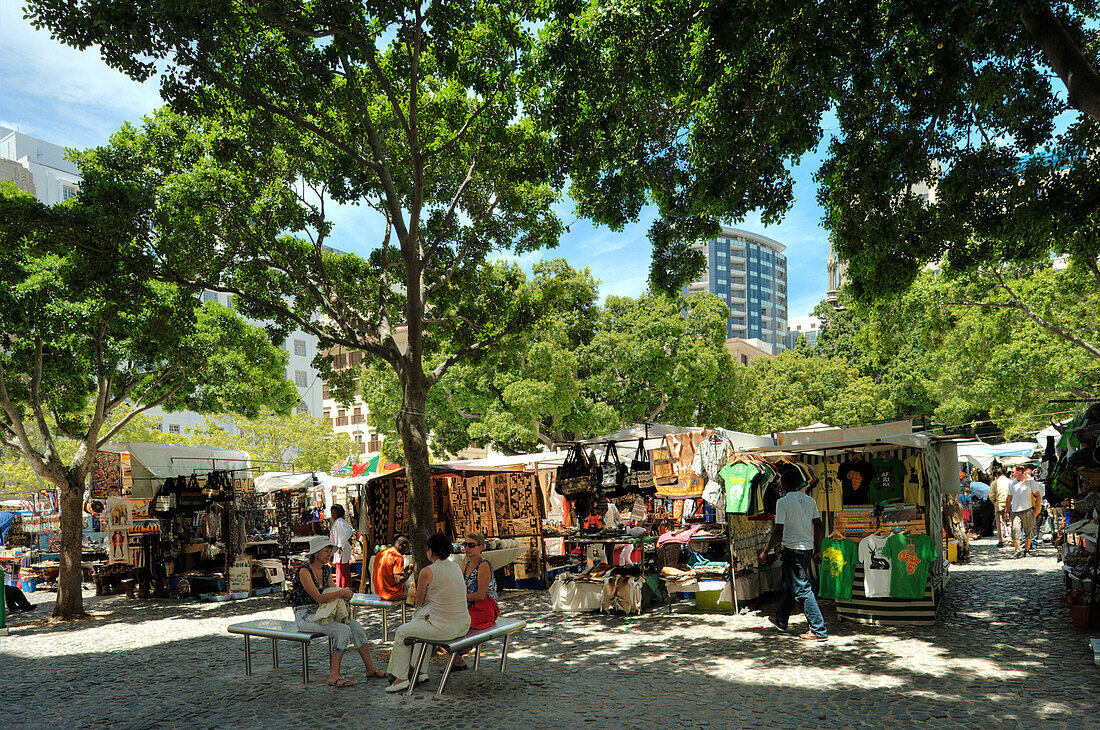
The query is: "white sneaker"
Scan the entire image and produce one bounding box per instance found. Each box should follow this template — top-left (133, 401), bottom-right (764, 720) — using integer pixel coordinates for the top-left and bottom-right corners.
top-left (385, 680), bottom-right (410, 693)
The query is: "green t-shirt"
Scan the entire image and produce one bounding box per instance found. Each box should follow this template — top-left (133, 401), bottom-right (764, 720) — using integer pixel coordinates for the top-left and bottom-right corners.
top-left (720, 462), bottom-right (759, 514)
top-left (870, 457), bottom-right (906, 503)
top-left (883, 533), bottom-right (936, 599)
top-left (819, 537), bottom-right (858, 601)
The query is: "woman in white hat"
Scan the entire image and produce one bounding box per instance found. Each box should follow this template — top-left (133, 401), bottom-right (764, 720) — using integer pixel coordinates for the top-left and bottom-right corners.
top-left (288, 535), bottom-right (385, 686)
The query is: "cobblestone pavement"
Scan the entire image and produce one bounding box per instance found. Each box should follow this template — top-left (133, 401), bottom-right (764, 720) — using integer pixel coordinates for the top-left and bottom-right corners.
top-left (5, 539), bottom-right (1097, 729)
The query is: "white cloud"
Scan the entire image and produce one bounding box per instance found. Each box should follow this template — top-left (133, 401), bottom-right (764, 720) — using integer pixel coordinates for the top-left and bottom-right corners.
top-left (1, 7), bottom-right (162, 148)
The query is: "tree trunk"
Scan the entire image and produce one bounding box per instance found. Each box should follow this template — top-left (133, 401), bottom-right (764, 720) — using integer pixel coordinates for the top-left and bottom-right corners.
top-left (53, 475), bottom-right (88, 620)
top-left (396, 373), bottom-right (434, 570)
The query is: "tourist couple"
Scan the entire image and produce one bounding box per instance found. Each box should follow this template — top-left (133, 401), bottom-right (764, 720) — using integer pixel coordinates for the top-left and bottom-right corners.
top-left (287, 531), bottom-right (499, 690)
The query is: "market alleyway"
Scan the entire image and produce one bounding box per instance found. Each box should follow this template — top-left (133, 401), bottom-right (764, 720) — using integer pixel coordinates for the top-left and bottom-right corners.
top-left (6, 540), bottom-right (1096, 729)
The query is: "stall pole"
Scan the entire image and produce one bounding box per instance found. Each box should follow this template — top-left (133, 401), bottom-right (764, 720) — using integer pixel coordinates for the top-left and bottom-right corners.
top-left (0, 567), bottom-right (7, 635)
top-left (726, 520), bottom-right (739, 615)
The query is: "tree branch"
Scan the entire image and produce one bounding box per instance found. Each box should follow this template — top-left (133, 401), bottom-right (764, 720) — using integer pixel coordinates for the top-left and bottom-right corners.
top-left (427, 331), bottom-right (512, 387)
top-left (990, 268), bottom-right (1100, 359)
top-left (426, 66), bottom-right (512, 158)
top-left (1018, 0), bottom-right (1100, 123)
top-left (97, 384), bottom-right (186, 446)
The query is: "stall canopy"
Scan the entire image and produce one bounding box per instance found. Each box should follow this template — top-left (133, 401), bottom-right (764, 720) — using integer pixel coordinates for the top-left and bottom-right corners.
top-left (100, 442), bottom-right (251, 498)
top-left (956, 441), bottom-right (1039, 472)
top-left (770, 420), bottom-right (931, 452)
top-left (254, 471), bottom-right (319, 494)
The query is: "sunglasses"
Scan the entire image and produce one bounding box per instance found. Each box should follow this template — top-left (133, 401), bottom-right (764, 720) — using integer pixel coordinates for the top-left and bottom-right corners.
top-left (462, 542), bottom-right (480, 548)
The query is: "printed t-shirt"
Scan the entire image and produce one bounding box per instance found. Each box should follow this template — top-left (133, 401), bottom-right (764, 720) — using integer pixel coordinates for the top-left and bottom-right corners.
top-left (857, 534), bottom-right (893, 597)
top-left (883, 533), bottom-right (936, 599)
top-left (774, 490), bottom-right (820, 550)
top-left (902, 453), bottom-right (926, 504)
top-left (870, 457), bottom-right (905, 503)
top-left (1008, 478), bottom-right (1041, 512)
top-left (819, 537), bottom-right (858, 601)
top-left (839, 458), bottom-right (876, 505)
top-left (720, 462), bottom-right (759, 514)
top-left (812, 460), bottom-right (842, 512)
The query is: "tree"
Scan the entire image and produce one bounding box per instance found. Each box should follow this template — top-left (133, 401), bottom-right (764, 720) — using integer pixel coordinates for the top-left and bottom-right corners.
top-left (189, 408), bottom-right (356, 472)
top-left (0, 181), bottom-right (297, 619)
top-left (30, 0), bottom-right (589, 566)
top-left (741, 351), bottom-right (895, 433)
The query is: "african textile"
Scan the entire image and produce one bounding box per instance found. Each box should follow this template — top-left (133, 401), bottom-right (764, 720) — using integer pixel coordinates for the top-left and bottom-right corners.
top-left (91, 451), bottom-right (122, 499)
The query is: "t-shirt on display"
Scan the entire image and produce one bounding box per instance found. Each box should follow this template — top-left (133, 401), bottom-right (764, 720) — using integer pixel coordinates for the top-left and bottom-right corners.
top-left (902, 453), bottom-right (926, 504)
top-left (883, 533), bottom-right (936, 599)
top-left (812, 460), bottom-right (842, 512)
top-left (870, 457), bottom-right (905, 504)
top-left (720, 462), bottom-right (759, 514)
top-left (839, 458), bottom-right (876, 505)
top-left (858, 533), bottom-right (893, 598)
top-left (819, 537), bottom-right (858, 601)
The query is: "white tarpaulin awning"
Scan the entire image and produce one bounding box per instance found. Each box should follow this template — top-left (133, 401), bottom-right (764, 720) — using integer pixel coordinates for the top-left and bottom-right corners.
top-left (955, 441), bottom-right (1039, 472)
top-left (254, 471), bottom-right (317, 494)
top-left (100, 442), bottom-right (251, 498)
top-left (772, 420), bottom-right (930, 452)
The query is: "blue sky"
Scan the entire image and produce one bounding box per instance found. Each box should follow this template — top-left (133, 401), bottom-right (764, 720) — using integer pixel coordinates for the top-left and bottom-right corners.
top-left (2, 5), bottom-right (830, 318)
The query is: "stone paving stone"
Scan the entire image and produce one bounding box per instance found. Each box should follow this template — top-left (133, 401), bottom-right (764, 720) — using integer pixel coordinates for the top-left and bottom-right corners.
top-left (3, 538), bottom-right (1099, 727)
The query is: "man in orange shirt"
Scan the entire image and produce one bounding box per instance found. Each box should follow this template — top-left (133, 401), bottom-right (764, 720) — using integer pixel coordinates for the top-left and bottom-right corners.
top-left (372, 535), bottom-right (412, 600)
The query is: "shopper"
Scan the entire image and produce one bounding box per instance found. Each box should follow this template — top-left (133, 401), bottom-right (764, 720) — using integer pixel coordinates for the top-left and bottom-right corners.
top-left (759, 479), bottom-right (827, 641)
top-left (1005, 465), bottom-right (1042, 558)
top-left (989, 466), bottom-right (1012, 547)
top-left (288, 536), bottom-right (385, 686)
top-left (372, 535), bottom-right (413, 601)
top-left (387, 532), bottom-right (471, 693)
top-left (329, 504), bottom-right (356, 588)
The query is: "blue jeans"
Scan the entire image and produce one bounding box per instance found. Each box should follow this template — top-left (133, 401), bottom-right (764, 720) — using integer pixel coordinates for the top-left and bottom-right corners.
top-left (775, 548), bottom-right (827, 638)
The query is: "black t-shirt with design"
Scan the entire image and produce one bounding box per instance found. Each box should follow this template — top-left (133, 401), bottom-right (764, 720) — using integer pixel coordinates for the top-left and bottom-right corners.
top-left (838, 458), bottom-right (877, 505)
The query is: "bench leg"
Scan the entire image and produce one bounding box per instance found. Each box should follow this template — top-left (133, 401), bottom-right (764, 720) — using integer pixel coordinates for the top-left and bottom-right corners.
top-left (437, 651), bottom-right (458, 696)
top-left (402, 602), bottom-right (407, 624)
top-left (473, 645), bottom-right (482, 671)
top-left (272, 638), bottom-right (279, 669)
top-left (381, 606), bottom-right (388, 643)
top-left (301, 642), bottom-right (309, 684)
top-left (500, 634), bottom-right (510, 672)
top-left (244, 635), bottom-right (252, 676)
top-left (406, 643), bottom-right (429, 696)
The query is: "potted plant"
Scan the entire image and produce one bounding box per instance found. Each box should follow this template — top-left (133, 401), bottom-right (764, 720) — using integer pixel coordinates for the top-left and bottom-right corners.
top-left (1062, 589), bottom-right (1097, 627)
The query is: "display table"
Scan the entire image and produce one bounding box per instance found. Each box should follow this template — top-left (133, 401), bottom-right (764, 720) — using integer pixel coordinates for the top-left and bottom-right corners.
top-left (449, 547), bottom-right (529, 571)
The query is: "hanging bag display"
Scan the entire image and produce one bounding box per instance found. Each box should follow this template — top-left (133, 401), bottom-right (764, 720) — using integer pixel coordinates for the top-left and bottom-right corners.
top-left (600, 442), bottom-right (628, 497)
top-left (556, 443), bottom-right (597, 497)
top-left (630, 438), bottom-right (656, 496)
top-left (651, 446), bottom-right (677, 487)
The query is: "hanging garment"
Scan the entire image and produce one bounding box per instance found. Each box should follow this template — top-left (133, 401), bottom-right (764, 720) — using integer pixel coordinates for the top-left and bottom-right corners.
top-left (819, 537), bottom-right (858, 601)
top-left (693, 436), bottom-right (733, 509)
top-left (812, 460), bottom-right (842, 512)
top-left (883, 533), bottom-right (935, 599)
top-left (839, 458), bottom-right (876, 505)
top-left (870, 457), bottom-right (906, 503)
top-left (720, 462), bottom-right (760, 514)
top-left (857, 533), bottom-right (893, 597)
top-left (902, 453), bottom-right (926, 504)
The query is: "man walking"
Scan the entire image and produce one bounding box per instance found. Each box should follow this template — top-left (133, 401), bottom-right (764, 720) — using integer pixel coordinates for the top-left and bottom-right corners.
top-left (760, 478), bottom-right (827, 641)
top-left (989, 466), bottom-right (1012, 547)
top-left (1005, 465), bottom-right (1041, 558)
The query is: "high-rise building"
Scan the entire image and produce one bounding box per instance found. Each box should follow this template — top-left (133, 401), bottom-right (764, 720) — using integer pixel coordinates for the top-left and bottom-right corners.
top-left (683, 227), bottom-right (789, 351)
top-left (1, 127), bottom-right (322, 433)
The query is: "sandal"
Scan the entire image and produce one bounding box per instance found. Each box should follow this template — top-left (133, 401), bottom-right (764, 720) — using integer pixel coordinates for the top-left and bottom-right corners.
top-left (366, 669), bottom-right (387, 678)
top-left (328, 676), bottom-right (356, 687)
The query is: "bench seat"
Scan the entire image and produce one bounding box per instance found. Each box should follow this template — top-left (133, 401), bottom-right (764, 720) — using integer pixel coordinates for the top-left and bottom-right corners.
top-left (228, 619), bottom-right (333, 683)
top-left (401, 619), bottom-right (526, 695)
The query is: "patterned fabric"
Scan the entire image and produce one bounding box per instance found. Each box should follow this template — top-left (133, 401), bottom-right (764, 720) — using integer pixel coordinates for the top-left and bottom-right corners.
top-left (287, 563), bottom-right (331, 607)
top-left (91, 452), bottom-right (122, 499)
top-left (464, 557), bottom-right (498, 600)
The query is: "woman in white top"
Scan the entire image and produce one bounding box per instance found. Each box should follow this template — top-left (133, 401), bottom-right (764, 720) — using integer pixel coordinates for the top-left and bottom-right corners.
top-left (386, 532), bottom-right (471, 693)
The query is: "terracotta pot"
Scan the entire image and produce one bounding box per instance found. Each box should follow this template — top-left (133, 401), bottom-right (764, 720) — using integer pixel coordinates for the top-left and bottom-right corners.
top-left (1069, 603), bottom-right (1095, 627)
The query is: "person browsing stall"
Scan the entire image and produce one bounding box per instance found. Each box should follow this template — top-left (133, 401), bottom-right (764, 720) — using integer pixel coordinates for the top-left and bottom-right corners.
top-left (372, 534), bottom-right (413, 601)
top-left (329, 504), bottom-right (356, 589)
top-left (450, 532), bottom-right (501, 671)
top-left (287, 536), bottom-right (385, 686)
top-left (759, 476), bottom-right (827, 641)
top-left (387, 533), bottom-right (471, 693)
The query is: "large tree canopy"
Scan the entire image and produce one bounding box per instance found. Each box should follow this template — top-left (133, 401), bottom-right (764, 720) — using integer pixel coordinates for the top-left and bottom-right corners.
top-left (0, 181), bottom-right (297, 618)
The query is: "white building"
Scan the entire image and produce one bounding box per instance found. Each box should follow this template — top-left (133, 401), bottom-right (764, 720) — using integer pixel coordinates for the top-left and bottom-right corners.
top-left (787, 315), bottom-right (821, 347)
top-left (0, 126), bottom-right (82, 205)
top-left (682, 227), bottom-right (789, 352)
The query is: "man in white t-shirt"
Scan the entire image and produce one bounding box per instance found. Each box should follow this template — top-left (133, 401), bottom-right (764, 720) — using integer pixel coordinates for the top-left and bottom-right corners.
top-left (759, 479), bottom-right (826, 641)
top-left (329, 504), bottom-right (356, 588)
top-left (1004, 465), bottom-right (1041, 558)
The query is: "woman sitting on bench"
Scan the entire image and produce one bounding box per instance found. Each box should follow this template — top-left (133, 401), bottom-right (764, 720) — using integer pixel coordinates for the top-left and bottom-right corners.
top-left (451, 531), bottom-right (499, 670)
top-left (289, 536), bottom-right (386, 687)
top-left (386, 532), bottom-right (471, 693)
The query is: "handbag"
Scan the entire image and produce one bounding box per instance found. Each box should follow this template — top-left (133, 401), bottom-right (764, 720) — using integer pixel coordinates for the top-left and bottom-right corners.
top-left (556, 443), bottom-right (597, 497)
top-left (630, 438), bottom-right (656, 496)
top-left (600, 442), bottom-right (628, 497)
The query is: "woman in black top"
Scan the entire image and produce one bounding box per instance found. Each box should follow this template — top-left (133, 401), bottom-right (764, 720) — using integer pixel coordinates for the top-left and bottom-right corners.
top-left (290, 536), bottom-right (384, 686)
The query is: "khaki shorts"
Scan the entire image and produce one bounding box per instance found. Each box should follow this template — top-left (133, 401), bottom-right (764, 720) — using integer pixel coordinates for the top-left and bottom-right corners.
top-left (1011, 509), bottom-right (1036, 542)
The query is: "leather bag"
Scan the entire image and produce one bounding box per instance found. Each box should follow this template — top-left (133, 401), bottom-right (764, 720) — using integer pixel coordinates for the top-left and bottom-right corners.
top-left (630, 438), bottom-right (656, 496)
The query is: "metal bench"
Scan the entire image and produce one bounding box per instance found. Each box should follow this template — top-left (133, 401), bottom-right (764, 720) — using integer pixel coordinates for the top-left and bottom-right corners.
top-left (403, 619), bottom-right (527, 696)
top-left (227, 619), bottom-right (334, 684)
top-left (349, 593), bottom-right (407, 643)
